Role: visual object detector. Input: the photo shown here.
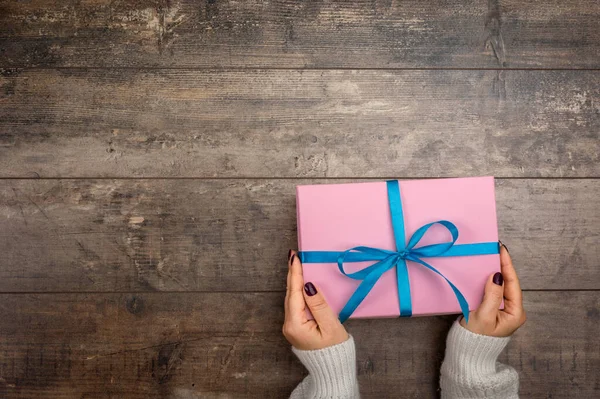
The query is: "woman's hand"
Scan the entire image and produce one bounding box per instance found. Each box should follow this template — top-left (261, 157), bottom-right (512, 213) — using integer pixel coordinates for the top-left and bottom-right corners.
top-left (461, 242), bottom-right (526, 337)
top-left (283, 251), bottom-right (349, 350)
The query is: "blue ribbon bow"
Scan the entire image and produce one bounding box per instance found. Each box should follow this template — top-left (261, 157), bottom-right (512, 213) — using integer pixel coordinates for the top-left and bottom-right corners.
top-left (299, 180), bottom-right (499, 323)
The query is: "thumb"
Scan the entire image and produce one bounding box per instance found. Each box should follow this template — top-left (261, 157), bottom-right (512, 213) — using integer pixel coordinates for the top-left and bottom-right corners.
top-left (476, 272), bottom-right (504, 320)
top-left (303, 282), bottom-right (340, 330)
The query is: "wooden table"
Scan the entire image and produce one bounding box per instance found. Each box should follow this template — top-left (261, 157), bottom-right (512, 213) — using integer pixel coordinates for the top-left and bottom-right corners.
top-left (0, 1), bottom-right (598, 397)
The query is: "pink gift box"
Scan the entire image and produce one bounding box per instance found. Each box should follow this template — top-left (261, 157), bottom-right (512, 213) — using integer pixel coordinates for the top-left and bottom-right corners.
top-left (296, 176), bottom-right (500, 319)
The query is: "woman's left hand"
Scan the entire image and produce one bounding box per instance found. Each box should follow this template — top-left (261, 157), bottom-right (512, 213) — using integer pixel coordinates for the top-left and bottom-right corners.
top-left (282, 251), bottom-right (349, 350)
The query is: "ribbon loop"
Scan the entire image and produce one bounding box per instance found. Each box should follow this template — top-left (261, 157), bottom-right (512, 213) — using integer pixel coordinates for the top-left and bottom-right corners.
top-left (336, 247), bottom-right (394, 280)
top-left (298, 180), bottom-right (500, 323)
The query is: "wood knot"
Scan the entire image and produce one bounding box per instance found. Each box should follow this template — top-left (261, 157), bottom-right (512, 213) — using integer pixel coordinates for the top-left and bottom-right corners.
top-left (126, 295), bottom-right (145, 315)
top-left (152, 342), bottom-right (184, 384)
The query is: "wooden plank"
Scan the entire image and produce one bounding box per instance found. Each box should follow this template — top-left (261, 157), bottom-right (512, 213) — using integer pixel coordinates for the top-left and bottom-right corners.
top-left (0, 291), bottom-right (597, 398)
top-left (1, 69), bottom-right (598, 178)
top-left (0, 179), bottom-right (597, 292)
top-left (0, 0), bottom-right (598, 68)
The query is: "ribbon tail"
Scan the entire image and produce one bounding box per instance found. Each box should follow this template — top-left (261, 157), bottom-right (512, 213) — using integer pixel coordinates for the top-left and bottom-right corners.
top-left (396, 258), bottom-right (412, 317)
top-left (338, 257), bottom-right (396, 323)
top-left (409, 257), bottom-right (470, 323)
top-left (448, 280), bottom-right (470, 324)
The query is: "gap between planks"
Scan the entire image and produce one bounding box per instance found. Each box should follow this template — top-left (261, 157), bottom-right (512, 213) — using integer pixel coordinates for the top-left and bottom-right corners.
top-left (1, 177), bottom-right (599, 181)
top-left (0, 289), bottom-right (597, 295)
top-left (2, 67), bottom-right (600, 71)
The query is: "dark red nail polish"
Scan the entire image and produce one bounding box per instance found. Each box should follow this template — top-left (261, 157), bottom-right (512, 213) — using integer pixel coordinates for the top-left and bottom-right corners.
top-left (304, 282), bottom-right (317, 296)
top-left (493, 272), bottom-right (504, 286)
top-left (499, 240), bottom-right (509, 253)
top-left (288, 249), bottom-right (292, 260)
top-left (290, 254), bottom-right (295, 265)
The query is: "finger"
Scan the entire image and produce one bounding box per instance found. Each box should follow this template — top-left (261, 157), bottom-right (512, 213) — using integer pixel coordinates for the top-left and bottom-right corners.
top-left (287, 253), bottom-right (307, 323)
top-left (286, 250), bottom-right (295, 294)
top-left (284, 287), bottom-right (290, 321)
top-left (285, 251), bottom-right (301, 318)
top-left (284, 252), bottom-right (293, 318)
top-left (289, 252), bottom-right (305, 295)
top-left (285, 251), bottom-right (301, 300)
top-left (303, 282), bottom-right (340, 331)
top-left (499, 244), bottom-right (523, 313)
top-left (475, 272), bottom-right (505, 320)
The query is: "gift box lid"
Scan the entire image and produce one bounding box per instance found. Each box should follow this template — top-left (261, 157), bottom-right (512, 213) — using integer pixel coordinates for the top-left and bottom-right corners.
top-left (296, 176), bottom-right (500, 319)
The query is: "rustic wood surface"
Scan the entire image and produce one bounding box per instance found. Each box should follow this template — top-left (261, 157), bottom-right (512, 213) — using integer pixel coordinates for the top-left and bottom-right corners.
top-left (0, 0), bottom-right (599, 68)
top-left (0, 0), bottom-right (599, 397)
top-left (0, 292), bottom-right (598, 398)
top-left (0, 179), bottom-right (598, 292)
top-left (1, 69), bottom-right (598, 178)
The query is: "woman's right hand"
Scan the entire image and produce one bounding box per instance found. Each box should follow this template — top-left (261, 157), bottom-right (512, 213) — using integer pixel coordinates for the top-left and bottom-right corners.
top-left (461, 242), bottom-right (527, 337)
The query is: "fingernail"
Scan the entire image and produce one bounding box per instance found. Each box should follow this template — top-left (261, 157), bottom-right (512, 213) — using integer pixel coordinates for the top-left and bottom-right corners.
top-left (290, 254), bottom-right (295, 265)
top-left (493, 272), bottom-right (504, 286)
top-left (498, 240), bottom-right (509, 253)
top-left (287, 249), bottom-right (292, 260)
top-left (304, 282), bottom-right (317, 296)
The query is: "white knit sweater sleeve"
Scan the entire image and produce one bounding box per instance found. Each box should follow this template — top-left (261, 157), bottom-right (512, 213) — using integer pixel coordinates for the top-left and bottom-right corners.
top-left (290, 335), bottom-right (360, 399)
top-left (440, 320), bottom-right (520, 398)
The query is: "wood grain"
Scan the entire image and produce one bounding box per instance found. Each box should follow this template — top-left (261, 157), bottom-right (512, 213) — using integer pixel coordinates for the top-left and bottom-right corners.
top-left (0, 291), bottom-right (597, 398)
top-left (0, 179), bottom-right (598, 292)
top-left (1, 69), bottom-right (598, 178)
top-left (0, 0), bottom-right (598, 68)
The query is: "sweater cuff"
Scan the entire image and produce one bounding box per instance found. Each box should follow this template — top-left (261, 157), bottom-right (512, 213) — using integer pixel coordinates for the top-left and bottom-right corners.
top-left (443, 320), bottom-right (511, 378)
top-left (292, 336), bottom-right (358, 398)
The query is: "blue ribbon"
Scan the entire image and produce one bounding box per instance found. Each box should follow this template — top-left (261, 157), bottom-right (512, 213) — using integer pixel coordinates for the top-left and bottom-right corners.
top-left (298, 180), bottom-right (499, 323)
